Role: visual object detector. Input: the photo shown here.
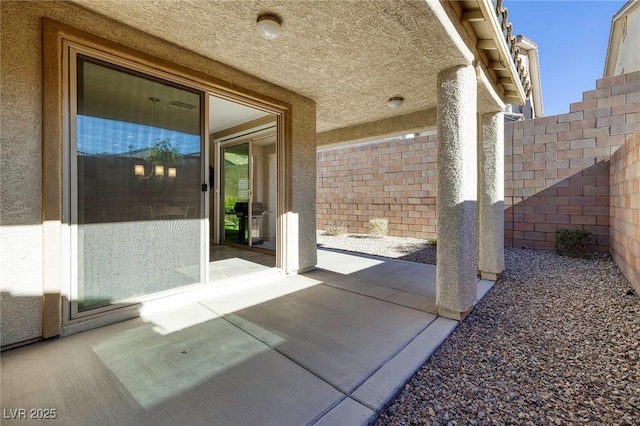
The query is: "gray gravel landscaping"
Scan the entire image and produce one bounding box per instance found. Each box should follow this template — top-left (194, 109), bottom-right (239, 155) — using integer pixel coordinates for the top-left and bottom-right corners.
top-left (317, 232), bottom-right (438, 265)
top-left (317, 232), bottom-right (639, 425)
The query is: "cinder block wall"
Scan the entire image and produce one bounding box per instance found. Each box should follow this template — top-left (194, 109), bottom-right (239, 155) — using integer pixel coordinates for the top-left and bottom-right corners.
top-left (317, 71), bottom-right (639, 251)
top-left (505, 71), bottom-right (640, 252)
top-left (317, 135), bottom-right (438, 239)
top-left (610, 129), bottom-right (640, 291)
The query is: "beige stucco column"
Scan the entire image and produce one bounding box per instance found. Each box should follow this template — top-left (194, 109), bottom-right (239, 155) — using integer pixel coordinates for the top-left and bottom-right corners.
top-left (478, 111), bottom-right (505, 280)
top-left (436, 64), bottom-right (478, 320)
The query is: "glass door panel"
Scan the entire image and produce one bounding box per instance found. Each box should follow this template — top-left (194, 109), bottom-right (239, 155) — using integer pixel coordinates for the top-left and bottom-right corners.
top-left (73, 54), bottom-right (204, 313)
top-left (222, 142), bottom-right (251, 246)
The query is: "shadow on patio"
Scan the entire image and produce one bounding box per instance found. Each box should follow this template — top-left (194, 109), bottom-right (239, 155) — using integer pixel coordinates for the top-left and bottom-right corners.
top-left (0, 249), bottom-right (483, 426)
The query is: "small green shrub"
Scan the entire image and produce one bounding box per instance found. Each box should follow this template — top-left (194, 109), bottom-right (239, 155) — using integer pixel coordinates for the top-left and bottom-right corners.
top-left (324, 223), bottom-right (348, 236)
top-left (224, 214), bottom-right (239, 230)
top-left (369, 218), bottom-right (389, 238)
top-left (555, 228), bottom-right (591, 257)
top-left (224, 196), bottom-right (238, 213)
top-left (426, 238), bottom-right (437, 247)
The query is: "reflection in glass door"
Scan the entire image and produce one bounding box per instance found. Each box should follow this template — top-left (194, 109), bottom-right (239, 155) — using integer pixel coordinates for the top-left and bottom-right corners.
top-left (71, 52), bottom-right (205, 314)
top-left (222, 142), bottom-right (252, 246)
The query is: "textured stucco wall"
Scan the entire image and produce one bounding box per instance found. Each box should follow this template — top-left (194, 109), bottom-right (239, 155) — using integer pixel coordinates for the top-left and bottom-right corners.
top-left (436, 65), bottom-right (478, 319)
top-left (478, 112), bottom-right (505, 277)
top-left (1, 1), bottom-right (316, 346)
top-left (610, 129), bottom-right (640, 292)
top-left (0, 226), bottom-right (43, 347)
top-left (1, 2), bottom-right (45, 346)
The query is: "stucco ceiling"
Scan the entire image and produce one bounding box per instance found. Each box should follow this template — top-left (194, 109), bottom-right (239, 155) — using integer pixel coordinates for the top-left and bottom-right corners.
top-left (71, 0), bottom-right (470, 134)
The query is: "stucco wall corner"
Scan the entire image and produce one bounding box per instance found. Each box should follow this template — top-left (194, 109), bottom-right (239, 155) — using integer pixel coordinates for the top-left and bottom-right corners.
top-left (0, 226), bottom-right (44, 347)
top-left (290, 97), bottom-right (317, 272)
top-left (1, 1), bottom-right (47, 347)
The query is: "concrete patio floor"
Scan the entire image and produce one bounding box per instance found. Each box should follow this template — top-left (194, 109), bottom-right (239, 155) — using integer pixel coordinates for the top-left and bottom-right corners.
top-left (1, 249), bottom-right (493, 426)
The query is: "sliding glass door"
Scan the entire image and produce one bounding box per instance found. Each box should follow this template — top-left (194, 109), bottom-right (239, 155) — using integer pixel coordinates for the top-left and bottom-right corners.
top-left (218, 131), bottom-right (278, 251)
top-left (70, 51), bottom-right (205, 315)
top-left (222, 142), bottom-right (253, 246)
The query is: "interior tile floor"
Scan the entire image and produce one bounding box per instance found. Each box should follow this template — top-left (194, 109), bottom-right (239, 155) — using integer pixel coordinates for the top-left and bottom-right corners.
top-left (210, 244), bottom-right (276, 283)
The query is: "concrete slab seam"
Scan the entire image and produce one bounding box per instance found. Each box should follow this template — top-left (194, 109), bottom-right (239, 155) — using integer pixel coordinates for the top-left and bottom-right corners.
top-left (311, 396), bottom-right (377, 426)
top-left (318, 247), bottom-right (438, 269)
top-left (307, 395), bottom-right (350, 425)
top-left (349, 322), bottom-right (452, 411)
top-left (314, 270), bottom-right (436, 313)
top-left (215, 307), bottom-right (350, 398)
top-left (350, 317), bottom-right (459, 413)
top-left (322, 312), bottom-right (439, 398)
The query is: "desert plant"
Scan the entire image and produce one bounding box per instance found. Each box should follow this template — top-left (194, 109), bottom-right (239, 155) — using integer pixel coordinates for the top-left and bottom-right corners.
top-left (368, 217), bottom-right (389, 238)
top-left (324, 223), bottom-right (348, 236)
top-left (555, 228), bottom-right (591, 257)
top-left (426, 238), bottom-right (437, 246)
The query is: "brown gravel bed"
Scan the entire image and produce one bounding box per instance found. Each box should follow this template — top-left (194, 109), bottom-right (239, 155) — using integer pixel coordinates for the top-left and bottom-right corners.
top-left (317, 233), bottom-right (638, 425)
top-left (373, 248), bottom-right (639, 426)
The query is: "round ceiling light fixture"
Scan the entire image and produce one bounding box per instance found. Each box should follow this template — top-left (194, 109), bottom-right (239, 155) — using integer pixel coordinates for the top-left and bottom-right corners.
top-left (256, 14), bottom-right (282, 40)
top-left (387, 96), bottom-right (404, 108)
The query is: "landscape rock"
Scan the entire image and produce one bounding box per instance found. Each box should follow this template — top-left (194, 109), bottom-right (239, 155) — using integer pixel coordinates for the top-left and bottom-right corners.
top-left (317, 232), bottom-right (639, 425)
